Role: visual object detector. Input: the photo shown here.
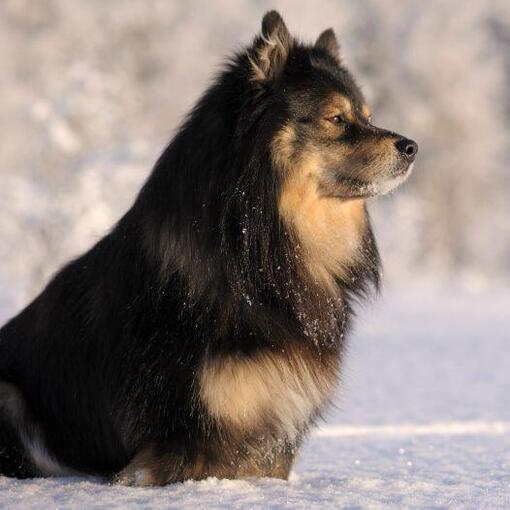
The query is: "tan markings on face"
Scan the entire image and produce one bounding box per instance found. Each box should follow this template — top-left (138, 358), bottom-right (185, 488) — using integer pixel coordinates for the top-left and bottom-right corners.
top-left (321, 92), bottom-right (355, 123)
top-left (199, 347), bottom-right (337, 439)
top-left (273, 125), bottom-right (367, 288)
top-left (338, 135), bottom-right (404, 189)
top-left (361, 104), bottom-right (371, 122)
top-left (271, 123), bottom-right (296, 176)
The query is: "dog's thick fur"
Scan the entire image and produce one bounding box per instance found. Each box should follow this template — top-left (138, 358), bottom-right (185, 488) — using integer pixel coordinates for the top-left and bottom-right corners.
top-left (0, 11), bottom-right (417, 484)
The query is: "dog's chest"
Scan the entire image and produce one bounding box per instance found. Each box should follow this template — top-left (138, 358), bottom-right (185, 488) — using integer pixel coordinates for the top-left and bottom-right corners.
top-left (199, 347), bottom-right (338, 438)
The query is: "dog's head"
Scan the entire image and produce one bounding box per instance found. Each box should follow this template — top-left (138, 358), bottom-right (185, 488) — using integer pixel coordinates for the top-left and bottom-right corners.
top-left (238, 11), bottom-right (417, 287)
top-left (248, 11), bottom-right (417, 200)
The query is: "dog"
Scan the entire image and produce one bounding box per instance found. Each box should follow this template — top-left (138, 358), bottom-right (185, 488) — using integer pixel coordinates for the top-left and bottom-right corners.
top-left (0, 11), bottom-right (417, 485)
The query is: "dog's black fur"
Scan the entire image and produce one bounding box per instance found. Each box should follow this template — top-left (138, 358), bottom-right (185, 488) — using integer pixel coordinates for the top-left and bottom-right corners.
top-left (0, 11), bottom-right (416, 484)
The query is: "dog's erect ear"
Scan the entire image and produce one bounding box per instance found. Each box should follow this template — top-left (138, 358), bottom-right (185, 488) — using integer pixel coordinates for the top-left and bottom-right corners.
top-left (315, 28), bottom-right (340, 61)
top-left (249, 10), bottom-right (292, 82)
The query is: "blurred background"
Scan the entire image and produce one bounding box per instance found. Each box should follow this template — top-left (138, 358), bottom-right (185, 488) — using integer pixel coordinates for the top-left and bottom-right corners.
top-left (1, 0), bottom-right (510, 314)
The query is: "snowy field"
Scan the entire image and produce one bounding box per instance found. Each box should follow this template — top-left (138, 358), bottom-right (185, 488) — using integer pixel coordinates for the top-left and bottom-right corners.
top-left (0, 288), bottom-right (509, 509)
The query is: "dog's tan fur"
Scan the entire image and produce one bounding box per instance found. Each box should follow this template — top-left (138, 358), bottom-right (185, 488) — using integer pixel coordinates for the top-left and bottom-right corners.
top-left (322, 92), bottom-right (355, 123)
top-left (249, 20), bottom-right (292, 82)
top-left (272, 123), bottom-right (367, 289)
top-left (199, 344), bottom-right (337, 439)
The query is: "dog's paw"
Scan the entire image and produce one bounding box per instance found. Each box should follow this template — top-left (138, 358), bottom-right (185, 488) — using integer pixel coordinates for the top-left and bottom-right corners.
top-left (112, 467), bottom-right (155, 487)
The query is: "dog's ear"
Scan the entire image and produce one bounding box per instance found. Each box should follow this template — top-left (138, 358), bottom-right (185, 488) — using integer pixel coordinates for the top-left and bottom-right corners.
top-left (249, 10), bottom-right (292, 82)
top-left (315, 28), bottom-right (340, 61)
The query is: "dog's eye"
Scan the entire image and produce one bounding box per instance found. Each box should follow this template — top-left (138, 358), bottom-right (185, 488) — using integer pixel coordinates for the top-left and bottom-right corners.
top-left (328, 115), bottom-right (347, 125)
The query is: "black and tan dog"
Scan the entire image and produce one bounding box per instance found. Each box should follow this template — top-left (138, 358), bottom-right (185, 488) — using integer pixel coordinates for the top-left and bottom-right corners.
top-left (0, 11), bottom-right (417, 485)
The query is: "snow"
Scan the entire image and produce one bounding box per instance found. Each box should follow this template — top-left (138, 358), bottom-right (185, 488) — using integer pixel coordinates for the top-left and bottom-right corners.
top-left (1, 288), bottom-right (509, 508)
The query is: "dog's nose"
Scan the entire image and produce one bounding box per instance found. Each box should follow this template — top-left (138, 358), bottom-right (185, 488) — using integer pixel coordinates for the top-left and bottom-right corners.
top-left (395, 138), bottom-right (418, 160)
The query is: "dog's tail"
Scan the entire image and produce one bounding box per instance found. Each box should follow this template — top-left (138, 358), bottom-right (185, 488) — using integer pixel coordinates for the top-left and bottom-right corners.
top-left (0, 382), bottom-right (73, 478)
top-left (0, 382), bottom-right (35, 478)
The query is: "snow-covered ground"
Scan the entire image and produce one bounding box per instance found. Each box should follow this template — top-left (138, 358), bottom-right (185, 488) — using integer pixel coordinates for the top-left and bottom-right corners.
top-left (1, 288), bottom-right (509, 508)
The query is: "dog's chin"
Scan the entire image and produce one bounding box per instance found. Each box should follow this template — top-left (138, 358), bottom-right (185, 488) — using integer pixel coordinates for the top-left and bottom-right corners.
top-left (366, 162), bottom-right (414, 197)
top-left (323, 162), bottom-right (414, 199)
top-left (345, 161), bottom-right (414, 198)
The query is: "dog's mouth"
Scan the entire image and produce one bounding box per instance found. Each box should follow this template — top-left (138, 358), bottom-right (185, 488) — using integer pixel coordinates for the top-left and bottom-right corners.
top-left (324, 159), bottom-right (415, 199)
top-left (337, 136), bottom-right (418, 198)
top-left (367, 161), bottom-right (415, 197)
top-left (314, 136), bottom-right (418, 200)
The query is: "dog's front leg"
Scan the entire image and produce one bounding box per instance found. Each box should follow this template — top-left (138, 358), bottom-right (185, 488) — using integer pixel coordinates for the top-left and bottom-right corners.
top-left (112, 444), bottom-right (235, 486)
top-left (112, 438), bottom-right (298, 486)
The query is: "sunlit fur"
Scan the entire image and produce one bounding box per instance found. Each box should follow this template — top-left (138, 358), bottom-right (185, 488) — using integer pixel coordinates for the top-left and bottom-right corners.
top-left (0, 11), bottom-right (416, 484)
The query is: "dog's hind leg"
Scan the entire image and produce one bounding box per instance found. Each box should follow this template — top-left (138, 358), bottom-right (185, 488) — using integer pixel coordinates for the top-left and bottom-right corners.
top-left (0, 382), bottom-right (73, 478)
